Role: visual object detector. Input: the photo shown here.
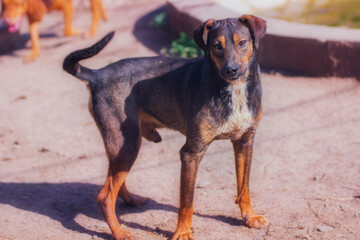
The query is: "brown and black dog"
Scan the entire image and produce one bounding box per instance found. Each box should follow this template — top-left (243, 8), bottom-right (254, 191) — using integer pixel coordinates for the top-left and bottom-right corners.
top-left (63, 15), bottom-right (268, 240)
top-left (1, 0), bottom-right (107, 62)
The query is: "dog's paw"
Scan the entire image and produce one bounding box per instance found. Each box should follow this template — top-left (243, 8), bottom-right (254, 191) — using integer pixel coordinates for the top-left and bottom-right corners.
top-left (84, 31), bottom-right (95, 38)
top-left (112, 232), bottom-right (135, 240)
top-left (171, 230), bottom-right (194, 240)
top-left (245, 214), bottom-right (269, 229)
top-left (65, 28), bottom-right (82, 36)
top-left (23, 52), bottom-right (38, 62)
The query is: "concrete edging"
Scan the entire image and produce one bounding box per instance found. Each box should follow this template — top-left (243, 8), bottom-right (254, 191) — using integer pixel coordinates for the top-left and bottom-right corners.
top-left (167, 0), bottom-right (360, 79)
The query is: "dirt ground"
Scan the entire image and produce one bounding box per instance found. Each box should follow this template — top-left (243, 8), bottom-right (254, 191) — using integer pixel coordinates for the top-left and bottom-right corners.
top-left (0, 1), bottom-right (360, 240)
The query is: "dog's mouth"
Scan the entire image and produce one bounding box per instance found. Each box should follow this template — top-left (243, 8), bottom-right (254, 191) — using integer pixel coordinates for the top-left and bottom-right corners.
top-left (222, 75), bottom-right (241, 82)
top-left (219, 67), bottom-right (246, 82)
top-left (4, 16), bottom-right (23, 33)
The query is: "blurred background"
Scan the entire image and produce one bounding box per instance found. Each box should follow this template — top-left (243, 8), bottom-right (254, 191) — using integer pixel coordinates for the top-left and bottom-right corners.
top-left (0, 0), bottom-right (359, 240)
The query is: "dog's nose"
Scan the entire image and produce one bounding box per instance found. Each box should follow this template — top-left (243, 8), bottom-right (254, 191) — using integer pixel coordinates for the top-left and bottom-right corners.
top-left (224, 64), bottom-right (239, 78)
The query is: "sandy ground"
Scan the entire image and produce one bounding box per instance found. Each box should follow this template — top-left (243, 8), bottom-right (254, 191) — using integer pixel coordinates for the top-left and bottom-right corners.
top-left (1, 1), bottom-right (360, 240)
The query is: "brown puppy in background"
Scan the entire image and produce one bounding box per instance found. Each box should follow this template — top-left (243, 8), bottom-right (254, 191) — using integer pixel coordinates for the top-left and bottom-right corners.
top-left (1, 0), bottom-right (107, 62)
top-left (63, 15), bottom-right (268, 240)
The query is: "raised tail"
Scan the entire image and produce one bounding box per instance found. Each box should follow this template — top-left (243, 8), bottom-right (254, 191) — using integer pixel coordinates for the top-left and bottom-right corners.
top-left (62, 31), bottom-right (115, 83)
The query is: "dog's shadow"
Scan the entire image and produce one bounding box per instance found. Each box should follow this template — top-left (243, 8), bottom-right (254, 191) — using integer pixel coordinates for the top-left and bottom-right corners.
top-left (0, 182), bottom-right (244, 239)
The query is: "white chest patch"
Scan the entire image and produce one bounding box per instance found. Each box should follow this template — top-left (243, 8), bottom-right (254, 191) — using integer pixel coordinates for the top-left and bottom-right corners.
top-left (217, 80), bottom-right (255, 140)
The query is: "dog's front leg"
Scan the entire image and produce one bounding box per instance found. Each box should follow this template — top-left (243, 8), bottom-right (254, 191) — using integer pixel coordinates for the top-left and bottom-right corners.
top-left (87, 0), bottom-right (107, 37)
top-left (62, 0), bottom-right (81, 36)
top-left (232, 135), bottom-right (269, 229)
top-left (172, 144), bottom-right (207, 240)
top-left (24, 22), bottom-right (40, 62)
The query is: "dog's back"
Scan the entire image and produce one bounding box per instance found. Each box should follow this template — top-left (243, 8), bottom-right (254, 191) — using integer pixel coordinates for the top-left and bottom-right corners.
top-left (64, 32), bottom-right (206, 133)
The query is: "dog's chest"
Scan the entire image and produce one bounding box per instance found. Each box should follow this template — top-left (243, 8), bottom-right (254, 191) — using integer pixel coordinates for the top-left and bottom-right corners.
top-left (217, 81), bottom-right (254, 140)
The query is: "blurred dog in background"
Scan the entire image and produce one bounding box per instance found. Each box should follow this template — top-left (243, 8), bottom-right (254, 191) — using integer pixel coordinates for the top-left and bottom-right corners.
top-left (1, 0), bottom-right (107, 62)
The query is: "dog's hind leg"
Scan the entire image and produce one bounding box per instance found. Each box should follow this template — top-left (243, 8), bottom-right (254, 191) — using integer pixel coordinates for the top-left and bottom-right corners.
top-left (96, 113), bottom-right (142, 240)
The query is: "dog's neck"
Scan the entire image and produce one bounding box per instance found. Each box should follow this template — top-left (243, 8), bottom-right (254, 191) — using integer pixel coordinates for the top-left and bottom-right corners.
top-left (214, 69), bottom-right (256, 140)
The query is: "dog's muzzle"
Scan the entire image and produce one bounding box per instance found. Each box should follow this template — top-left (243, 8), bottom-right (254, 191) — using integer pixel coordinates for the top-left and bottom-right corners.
top-left (220, 63), bottom-right (245, 81)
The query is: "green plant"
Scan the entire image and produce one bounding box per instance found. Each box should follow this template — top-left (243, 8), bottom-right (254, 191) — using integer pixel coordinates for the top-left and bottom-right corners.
top-left (161, 32), bottom-right (203, 58)
top-left (150, 12), bottom-right (168, 28)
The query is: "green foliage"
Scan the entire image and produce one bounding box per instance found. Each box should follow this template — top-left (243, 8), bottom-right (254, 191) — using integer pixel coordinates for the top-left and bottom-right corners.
top-left (150, 12), bottom-right (168, 28)
top-left (161, 32), bottom-right (203, 58)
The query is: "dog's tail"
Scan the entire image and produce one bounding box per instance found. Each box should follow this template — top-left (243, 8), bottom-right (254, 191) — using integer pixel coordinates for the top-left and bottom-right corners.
top-left (62, 31), bottom-right (115, 84)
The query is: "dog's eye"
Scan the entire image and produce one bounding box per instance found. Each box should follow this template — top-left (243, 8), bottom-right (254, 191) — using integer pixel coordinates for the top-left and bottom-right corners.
top-left (239, 40), bottom-right (247, 47)
top-left (213, 42), bottom-right (222, 50)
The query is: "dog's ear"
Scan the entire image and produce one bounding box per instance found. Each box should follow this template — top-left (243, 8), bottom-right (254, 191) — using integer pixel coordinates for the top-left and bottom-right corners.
top-left (239, 15), bottom-right (266, 48)
top-left (193, 19), bottom-right (215, 51)
top-left (26, 0), bottom-right (46, 23)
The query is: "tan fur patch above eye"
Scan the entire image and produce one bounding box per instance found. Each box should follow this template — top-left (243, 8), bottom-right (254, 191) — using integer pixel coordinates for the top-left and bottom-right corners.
top-left (218, 35), bottom-right (226, 49)
top-left (233, 34), bottom-right (242, 44)
top-left (209, 35), bottom-right (226, 70)
top-left (233, 33), bottom-right (253, 67)
top-left (233, 34), bottom-right (249, 48)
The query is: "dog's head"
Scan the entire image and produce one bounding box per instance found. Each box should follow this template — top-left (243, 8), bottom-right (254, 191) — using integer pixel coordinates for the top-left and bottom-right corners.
top-left (194, 15), bottom-right (266, 82)
top-left (1, 0), bottom-right (46, 32)
top-left (1, 0), bottom-right (27, 32)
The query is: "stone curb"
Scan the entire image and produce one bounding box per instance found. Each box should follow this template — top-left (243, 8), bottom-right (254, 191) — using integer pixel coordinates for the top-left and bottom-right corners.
top-left (167, 0), bottom-right (360, 79)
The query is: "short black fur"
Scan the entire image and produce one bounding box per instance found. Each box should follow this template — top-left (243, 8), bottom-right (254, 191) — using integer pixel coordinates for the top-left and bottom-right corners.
top-left (62, 16), bottom-right (268, 240)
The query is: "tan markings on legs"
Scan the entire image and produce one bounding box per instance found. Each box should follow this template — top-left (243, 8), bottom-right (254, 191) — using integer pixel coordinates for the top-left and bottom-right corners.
top-left (98, 170), bottom-right (134, 240)
top-left (98, 0), bottom-right (107, 21)
top-left (87, 0), bottom-right (99, 37)
top-left (62, 0), bottom-right (81, 36)
top-left (87, 0), bottom-right (107, 37)
top-left (24, 21), bottom-right (40, 62)
top-left (172, 207), bottom-right (194, 240)
top-left (232, 137), bottom-right (269, 229)
top-left (171, 144), bottom-right (208, 240)
top-left (97, 114), bottom-right (142, 240)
